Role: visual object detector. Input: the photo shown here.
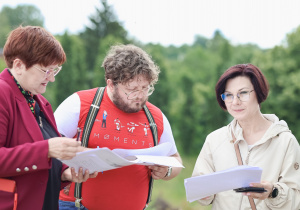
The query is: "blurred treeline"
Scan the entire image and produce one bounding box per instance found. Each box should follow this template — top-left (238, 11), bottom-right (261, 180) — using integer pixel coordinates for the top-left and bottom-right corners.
top-left (1, 0), bottom-right (300, 158)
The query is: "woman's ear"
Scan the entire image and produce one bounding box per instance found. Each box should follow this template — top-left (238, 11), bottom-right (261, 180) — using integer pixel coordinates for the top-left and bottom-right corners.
top-left (12, 59), bottom-right (26, 75)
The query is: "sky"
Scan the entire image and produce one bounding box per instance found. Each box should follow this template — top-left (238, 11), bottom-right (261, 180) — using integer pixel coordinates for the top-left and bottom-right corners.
top-left (1, 0), bottom-right (300, 49)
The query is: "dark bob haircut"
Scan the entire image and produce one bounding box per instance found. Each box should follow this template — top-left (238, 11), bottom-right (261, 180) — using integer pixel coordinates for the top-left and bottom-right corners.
top-left (215, 64), bottom-right (269, 110)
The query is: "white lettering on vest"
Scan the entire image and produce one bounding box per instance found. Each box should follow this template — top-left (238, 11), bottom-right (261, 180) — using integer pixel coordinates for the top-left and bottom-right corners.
top-left (92, 134), bottom-right (154, 147)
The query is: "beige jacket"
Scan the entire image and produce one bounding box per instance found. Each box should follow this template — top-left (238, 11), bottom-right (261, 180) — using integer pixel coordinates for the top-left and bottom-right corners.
top-left (192, 114), bottom-right (300, 210)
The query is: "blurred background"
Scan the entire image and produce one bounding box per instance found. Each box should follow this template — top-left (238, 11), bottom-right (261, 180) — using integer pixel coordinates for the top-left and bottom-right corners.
top-left (1, 0), bottom-right (300, 209)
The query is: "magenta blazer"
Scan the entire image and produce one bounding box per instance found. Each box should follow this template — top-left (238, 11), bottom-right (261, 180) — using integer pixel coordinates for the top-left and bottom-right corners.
top-left (0, 69), bottom-right (68, 210)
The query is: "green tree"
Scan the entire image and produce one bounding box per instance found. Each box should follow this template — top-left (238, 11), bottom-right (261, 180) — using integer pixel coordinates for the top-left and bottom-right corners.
top-left (168, 46), bottom-right (221, 154)
top-left (0, 5), bottom-right (44, 47)
top-left (253, 26), bottom-right (300, 142)
top-left (47, 32), bottom-right (88, 109)
top-left (0, 55), bottom-right (6, 70)
top-left (231, 44), bottom-right (261, 65)
top-left (193, 35), bottom-right (209, 48)
top-left (0, 12), bottom-right (10, 48)
top-left (92, 34), bottom-right (124, 88)
top-left (80, 0), bottom-right (128, 72)
top-left (207, 30), bottom-right (233, 80)
top-left (144, 44), bottom-right (172, 116)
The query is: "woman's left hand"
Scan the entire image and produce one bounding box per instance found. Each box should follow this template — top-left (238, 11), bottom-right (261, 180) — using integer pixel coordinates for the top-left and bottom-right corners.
top-left (243, 181), bottom-right (273, 200)
top-left (61, 167), bottom-right (98, 183)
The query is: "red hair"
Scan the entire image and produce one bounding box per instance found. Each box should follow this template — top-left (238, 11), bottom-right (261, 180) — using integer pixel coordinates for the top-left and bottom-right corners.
top-left (3, 25), bottom-right (66, 68)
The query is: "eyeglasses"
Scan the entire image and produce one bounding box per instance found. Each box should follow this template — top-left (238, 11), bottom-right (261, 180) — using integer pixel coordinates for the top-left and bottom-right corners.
top-left (118, 84), bottom-right (155, 100)
top-left (221, 90), bottom-right (254, 103)
top-left (33, 66), bottom-right (62, 78)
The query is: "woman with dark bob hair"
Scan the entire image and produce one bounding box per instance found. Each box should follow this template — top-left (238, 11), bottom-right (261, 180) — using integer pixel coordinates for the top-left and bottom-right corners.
top-left (0, 26), bottom-right (97, 210)
top-left (192, 64), bottom-right (300, 209)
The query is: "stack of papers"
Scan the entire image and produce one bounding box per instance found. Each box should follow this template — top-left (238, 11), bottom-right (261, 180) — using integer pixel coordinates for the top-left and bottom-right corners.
top-left (184, 165), bottom-right (263, 202)
top-left (61, 143), bottom-right (184, 173)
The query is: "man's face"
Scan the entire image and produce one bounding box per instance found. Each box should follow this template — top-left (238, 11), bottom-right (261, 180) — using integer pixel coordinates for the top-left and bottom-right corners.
top-left (112, 76), bottom-right (150, 113)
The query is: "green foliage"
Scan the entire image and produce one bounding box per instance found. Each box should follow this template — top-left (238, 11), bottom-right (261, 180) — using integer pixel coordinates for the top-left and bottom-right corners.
top-left (48, 32), bottom-right (88, 109)
top-left (254, 27), bottom-right (300, 139)
top-left (92, 34), bottom-right (125, 88)
top-left (145, 44), bottom-right (173, 116)
top-left (0, 5), bottom-right (44, 47)
top-left (0, 12), bottom-right (10, 48)
top-left (193, 35), bottom-right (209, 48)
top-left (166, 45), bottom-right (226, 154)
top-left (80, 0), bottom-right (128, 71)
top-left (148, 156), bottom-right (211, 210)
top-left (0, 57), bottom-right (6, 70)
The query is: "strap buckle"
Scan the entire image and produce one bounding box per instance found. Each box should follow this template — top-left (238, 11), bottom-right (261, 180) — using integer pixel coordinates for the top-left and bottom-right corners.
top-left (75, 198), bottom-right (82, 208)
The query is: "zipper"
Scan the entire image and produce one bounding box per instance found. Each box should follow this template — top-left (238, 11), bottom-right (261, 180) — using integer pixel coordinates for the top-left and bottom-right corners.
top-left (245, 150), bottom-right (251, 165)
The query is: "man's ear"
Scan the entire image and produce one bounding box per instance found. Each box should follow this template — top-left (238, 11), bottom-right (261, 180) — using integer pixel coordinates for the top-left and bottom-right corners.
top-left (107, 79), bottom-right (115, 92)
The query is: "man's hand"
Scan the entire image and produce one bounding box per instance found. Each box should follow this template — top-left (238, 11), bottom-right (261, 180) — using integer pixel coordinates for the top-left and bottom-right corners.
top-left (148, 165), bottom-right (169, 180)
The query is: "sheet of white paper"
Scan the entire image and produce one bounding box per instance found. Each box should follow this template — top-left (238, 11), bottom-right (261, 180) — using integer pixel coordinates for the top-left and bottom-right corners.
top-left (113, 142), bottom-right (171, 157)
top-left (61, 148), bottom-right (132, 173)
top-left (61, 143), bottom-right (183, 173)
top-left (127, 155), bottom-right (184, 168)
top-left (184, 165), bottom-right (262, 202)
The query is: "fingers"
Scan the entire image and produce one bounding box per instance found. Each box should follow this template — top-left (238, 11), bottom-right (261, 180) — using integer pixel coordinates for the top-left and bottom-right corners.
top-left (243, 192), bottom-right (267, 200)
top-left (69, 168), bottom-right (99, 183)
top-left (148, 165), bottom-right (168, 180)
top-left (201, 196), bottom-right (212, 200)
top-left (48, 137), bottom-right (82, 160)
top-left (78, 169), bottom-right (89, 182)
top-left (70, 167), bottom-right (78, 181)
top-left (243, 181), bottom-right (273, 200)
top-left (89, 171), bottom-right (98, 178)
top-left (78, 147), bottom-right (92, 152)
top-left (249, 183), bottom-right (263, 188)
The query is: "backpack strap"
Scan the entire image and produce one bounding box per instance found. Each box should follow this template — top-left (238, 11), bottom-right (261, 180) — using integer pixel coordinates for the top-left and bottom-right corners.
top-left (74, 87), bottom-right (105, 207)
top-left (143, 105), bottom-right (158, 209)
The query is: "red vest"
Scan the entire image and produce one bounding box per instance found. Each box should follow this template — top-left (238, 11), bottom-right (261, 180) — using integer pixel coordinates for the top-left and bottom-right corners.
top-left (59, 88), bottom-right (163, 210)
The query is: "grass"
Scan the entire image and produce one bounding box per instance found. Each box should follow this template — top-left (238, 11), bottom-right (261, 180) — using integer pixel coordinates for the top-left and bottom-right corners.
top-left (147, 156), bottom-right (212, 210)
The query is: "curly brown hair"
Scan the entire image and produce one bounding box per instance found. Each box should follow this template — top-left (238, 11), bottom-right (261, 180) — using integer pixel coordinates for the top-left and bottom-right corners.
top-left (102, 44), bottom-right (160, 85)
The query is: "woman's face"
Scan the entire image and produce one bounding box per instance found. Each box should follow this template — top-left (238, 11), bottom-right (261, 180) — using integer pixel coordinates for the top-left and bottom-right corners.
top-left (18, 61), bottom-right (58, 95)
top-left (224, 76), bottom-right (260, 122)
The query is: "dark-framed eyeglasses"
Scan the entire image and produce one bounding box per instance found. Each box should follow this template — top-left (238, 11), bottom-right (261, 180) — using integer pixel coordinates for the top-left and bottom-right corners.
top-left (33, 65), bottom-right (62, 78)
top-left (118, 85), bottom-right (155, 100)
top-left (221, 90), bottom-right (254, 103)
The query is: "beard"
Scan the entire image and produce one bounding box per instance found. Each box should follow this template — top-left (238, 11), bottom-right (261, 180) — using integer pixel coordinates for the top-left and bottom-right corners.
top-left (112, 88), bottom-right (147, 113)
